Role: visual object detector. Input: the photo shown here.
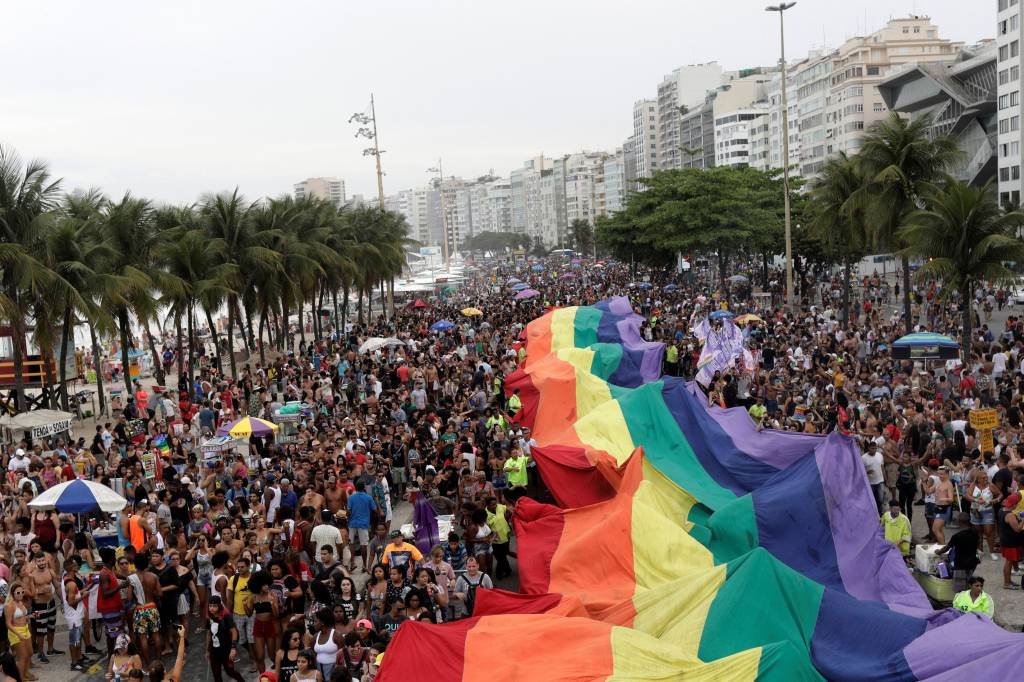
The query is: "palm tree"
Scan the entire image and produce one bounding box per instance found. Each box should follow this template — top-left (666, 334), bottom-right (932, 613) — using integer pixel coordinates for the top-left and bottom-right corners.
top-left (155, 208), bottom-right (233, 399)
top-left (99, 193), bottom-right (160, 396)
top-left (900, 179), bottom-right (1024, 362)
top-left (44, 190), bottom-right (115, 410)
top-left (0, 146), bottom-right (63, 413)
top-left (201, 189), bottom-right (278, 377)
top-left (855, 113), bottom-right (962, 330)
top-left (807, 152), bottom-right (868, 328)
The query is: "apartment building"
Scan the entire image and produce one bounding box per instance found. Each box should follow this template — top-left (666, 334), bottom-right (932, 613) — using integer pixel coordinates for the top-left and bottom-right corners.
top-left (657, 62), bottom-right (727, 169)
top-left (632, 99), bottom-right (659, 181)
top-left (997, 0), bottom-right (1023, 207)
top-left (293, 176), bottom-right (346, 207)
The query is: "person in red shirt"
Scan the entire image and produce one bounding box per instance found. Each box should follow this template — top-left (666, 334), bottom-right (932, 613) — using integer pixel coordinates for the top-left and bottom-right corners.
top-left (396, 361), bottom-right (410, 386)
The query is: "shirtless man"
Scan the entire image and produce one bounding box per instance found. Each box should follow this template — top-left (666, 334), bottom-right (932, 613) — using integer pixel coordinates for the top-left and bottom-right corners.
top-left (324, 475), bottom-right (346, 514)
top-left (210, 550), bottom-right (234, 605)
top-left (25, 552), bottom-right (61, 662)
top-left (132, 551), bottom-right (164, 664)
top-left (216, 527), bottom-right (245, 563)
top-left (299, 486), bottom-right (324, 513)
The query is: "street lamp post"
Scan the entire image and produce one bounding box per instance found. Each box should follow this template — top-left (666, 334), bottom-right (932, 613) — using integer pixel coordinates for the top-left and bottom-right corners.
top-left (766, 2), bottom-right (796, 310)
top-left (349, 94), bottom-right (386, 210)
top-left (426, 160), bottom-right (450, 271)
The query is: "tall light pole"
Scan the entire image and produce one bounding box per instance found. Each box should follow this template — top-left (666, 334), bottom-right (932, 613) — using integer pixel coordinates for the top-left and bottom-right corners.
top-left (349, 94), bottom-right (386, 209)
top-left (766, 2), bottom-right (796, 310)
top-left (426, 160), bottom-right (450, 271)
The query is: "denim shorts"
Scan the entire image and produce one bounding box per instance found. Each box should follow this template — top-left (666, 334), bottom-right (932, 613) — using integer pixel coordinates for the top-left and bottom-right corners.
top-left (970, 506), bottom-right (995, 525)
top-left (67, 624), bottom-right (82, 647)
top-left (933, 504), bottom-right (952, 522)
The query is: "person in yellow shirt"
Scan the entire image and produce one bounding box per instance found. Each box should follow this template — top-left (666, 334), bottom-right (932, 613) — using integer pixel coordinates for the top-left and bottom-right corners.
top-left (952, 576), bottom-right (994, 619)
top-left (881, 500), bottom-right (912, 559)
top-left (380, 530), bottom-right (424, 577)
top-left (485, 496), bottom-right (513, 580)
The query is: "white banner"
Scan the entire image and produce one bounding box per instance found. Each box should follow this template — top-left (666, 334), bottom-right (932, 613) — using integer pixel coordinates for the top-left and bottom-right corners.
top-left (31, 419), bottom-right (72, 440)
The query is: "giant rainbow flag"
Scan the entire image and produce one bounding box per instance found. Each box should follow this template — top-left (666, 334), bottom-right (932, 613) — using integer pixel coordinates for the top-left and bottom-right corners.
top-left (380, 297), bottom-right (1024, 681)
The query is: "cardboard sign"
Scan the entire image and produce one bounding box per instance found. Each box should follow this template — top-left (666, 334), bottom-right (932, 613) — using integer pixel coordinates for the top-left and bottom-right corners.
top-left (969, 409), bottom-right (998, 431)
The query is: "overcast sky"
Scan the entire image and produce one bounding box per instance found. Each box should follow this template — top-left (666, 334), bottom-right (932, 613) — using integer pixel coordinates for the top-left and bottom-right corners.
top-left (2, 0), bottom-right (993, 205)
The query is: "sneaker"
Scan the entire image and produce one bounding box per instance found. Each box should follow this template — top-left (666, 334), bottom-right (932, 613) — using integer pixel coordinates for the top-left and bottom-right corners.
top-left (38, 655), bottom-right (50, 664)
top-left (48, 649), bottom-right (65, 656)
top-left (991, 553), bottom-right (1000, 561)
top-left (84, 646), bottom-right (101, 655)
top-left (70, 663), bottom-right (87, 672)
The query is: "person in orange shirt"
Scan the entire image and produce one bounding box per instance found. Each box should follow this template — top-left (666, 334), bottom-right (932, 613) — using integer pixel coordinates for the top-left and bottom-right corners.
top-left (128, 499), bottom-right (154, 553)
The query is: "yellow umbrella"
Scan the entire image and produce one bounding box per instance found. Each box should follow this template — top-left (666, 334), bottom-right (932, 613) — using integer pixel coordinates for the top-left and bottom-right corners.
top-left (217, 416), bottom-right (280, 439)
top-left (735, 313), bottom-right (764, 325)
top-left (461, 307), bottom-right (484, 317)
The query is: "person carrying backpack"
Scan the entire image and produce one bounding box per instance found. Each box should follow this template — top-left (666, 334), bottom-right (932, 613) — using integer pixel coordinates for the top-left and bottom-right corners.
top-left (452, 556), bottom-right (492, 619)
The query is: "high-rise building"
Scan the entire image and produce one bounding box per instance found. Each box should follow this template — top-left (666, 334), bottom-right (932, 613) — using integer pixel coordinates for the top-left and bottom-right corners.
top-left (825, 16), bottom-right (961, 157)
top-left (997, 0), bottom-right (1023, 207)
top-left (877, 41), bottom-right (997, 187)
top-left (293, 177), bottom-right (346, 207)
top-left (712, 74), bottom-right (773, 167)
top-left (657, 62), bottom-right (727, 169)
top-left (632, 99), bottom-right (659, 182)
top-left (623, 135), bottom-right (640, 190)
top-left (600, 149), bottom-right (628, 215)
top-left (679, 97), bottom-right (717, 170)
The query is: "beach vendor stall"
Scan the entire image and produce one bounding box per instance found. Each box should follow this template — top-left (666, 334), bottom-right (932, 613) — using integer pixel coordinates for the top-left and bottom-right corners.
top-left (0, 409), bottom-right (75, 448)
top-left (200, 435), bottom-right (238, 469)
top-left (272, 401), bottom-right (308, 445)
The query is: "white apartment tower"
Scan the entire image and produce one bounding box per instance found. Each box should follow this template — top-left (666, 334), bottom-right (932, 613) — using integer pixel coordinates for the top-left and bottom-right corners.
top-left (657, 62), bottom-right (727, 169)
top-left (632, 99), bottom-right (659, 182)
top-left (998, 0), bottom-right (1023, 207)
top-left (293, 177), bottom-right (346, 207)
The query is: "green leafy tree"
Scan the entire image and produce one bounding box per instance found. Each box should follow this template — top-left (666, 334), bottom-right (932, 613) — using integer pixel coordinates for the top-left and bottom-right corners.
top-left (900, 179), bottom-right (1024, 362)
top-left (806, 153), bottom-right (869, 327)
top-left (568, 219), bottom-right (594, 256)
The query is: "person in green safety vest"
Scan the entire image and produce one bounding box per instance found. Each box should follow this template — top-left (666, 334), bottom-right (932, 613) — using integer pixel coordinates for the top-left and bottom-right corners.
top-left (507, 389), bottom-right (522, 416)
top-left (952, 576), bottom-right (994, 619)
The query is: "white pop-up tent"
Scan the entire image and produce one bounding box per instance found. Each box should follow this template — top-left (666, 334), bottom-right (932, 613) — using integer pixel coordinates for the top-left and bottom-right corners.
top-left (0, 409), bottom-right (76, 443)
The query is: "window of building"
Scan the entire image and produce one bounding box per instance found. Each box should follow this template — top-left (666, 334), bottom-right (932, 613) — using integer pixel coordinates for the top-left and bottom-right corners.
top-left (873, 102), bottom-right (884, 111)
top-left (1002, 19), bottom-right (1009, 35)
top-left (1004, 143), bottom-right (1011, 157)
top-left (1001, 167), bottom-right (1011, 182)
top-left (902, 26), bottom-right (909, 33)
top-left (1013, 141), bottom-right (1020, 155)
top-left (1014, 115), bottom-right (1021, 130)
top-left (1013, 91), bottom-right (1020, 106)
top-left (1002, 69), bottom-right (1011, 85)
top-left (1013, 15), bottom-right (1020, 30)
top-left (1015, 165), bottom-right (1022, 180)
top-left (914, 25), bottom-right (920, 33)
top-left (1001, 45), bottom-right (1010, 61)
top-left (1001, 94), bottom-right (1010, 109)
top-left (1013, 65), bottom-right (1021, 80)
top-left (1002, 117), bottom-right (1011, 133)
top-left (1014, 40), bottom-right (1021, 58)
top-left (867, 66), bottom-right (880, 76)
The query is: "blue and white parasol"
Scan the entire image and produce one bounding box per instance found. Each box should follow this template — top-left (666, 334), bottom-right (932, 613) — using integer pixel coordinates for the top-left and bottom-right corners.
top-left (29, 479), bottom-right (128, 513)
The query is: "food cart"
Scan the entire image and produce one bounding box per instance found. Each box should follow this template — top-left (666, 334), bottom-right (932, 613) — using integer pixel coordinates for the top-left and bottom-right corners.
top-left (199, 435), bottom-right (238, 470)
top-left (272, 402), bottom-right (309, 445)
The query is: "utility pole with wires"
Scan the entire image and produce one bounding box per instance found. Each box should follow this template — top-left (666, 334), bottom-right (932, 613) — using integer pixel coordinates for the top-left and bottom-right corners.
top-left (349, 93), bottom-right (386, 209)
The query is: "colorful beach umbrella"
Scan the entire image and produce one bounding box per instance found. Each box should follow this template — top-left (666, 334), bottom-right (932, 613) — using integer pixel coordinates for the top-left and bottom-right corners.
top-left (217, 416), bottom-right (279, 439)
top-left (708, 309), bottom-right (735, 321)
top-left (890, 332), bottom-right (959, 360)
top-left (511, 282), bottom-right (530, 291)
top-left (408, 298), bottom-right (431, 309)
top-left (29, 479), bottom-right (128, 513)
top-left (430, 320), bottom-right (456, 332)
top-left (514, 288), bottom-right (541, 300)
top-left (663, 283), bottom-right (679, 291)
top-left (735, 313), bottom-right (763, 325)
top-left (461, 307), bottom-right (484, 317)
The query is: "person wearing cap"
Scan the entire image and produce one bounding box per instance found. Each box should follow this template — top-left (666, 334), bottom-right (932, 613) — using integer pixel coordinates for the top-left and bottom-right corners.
top-left (380, 530), bottom-right (422, 577)
top-left (952, 576), bottom-right (994, 618)
top-left (8, 448), bottom-right (29, 473)
top-left (999, 491), bottom-right (1024, 590)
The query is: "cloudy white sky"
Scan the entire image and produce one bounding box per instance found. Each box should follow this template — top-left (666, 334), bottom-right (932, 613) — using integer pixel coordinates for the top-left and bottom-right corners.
top-left (2, 0), bottom-right (993, 204)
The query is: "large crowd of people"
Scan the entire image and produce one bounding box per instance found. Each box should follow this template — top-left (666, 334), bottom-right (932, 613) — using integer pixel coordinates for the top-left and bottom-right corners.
top-left (0, 257), bottom-right (1022, 682)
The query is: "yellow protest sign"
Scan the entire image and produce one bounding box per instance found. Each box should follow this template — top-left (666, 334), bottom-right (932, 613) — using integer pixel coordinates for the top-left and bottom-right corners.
top-left (969, 409), bottom-right (998, 430)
